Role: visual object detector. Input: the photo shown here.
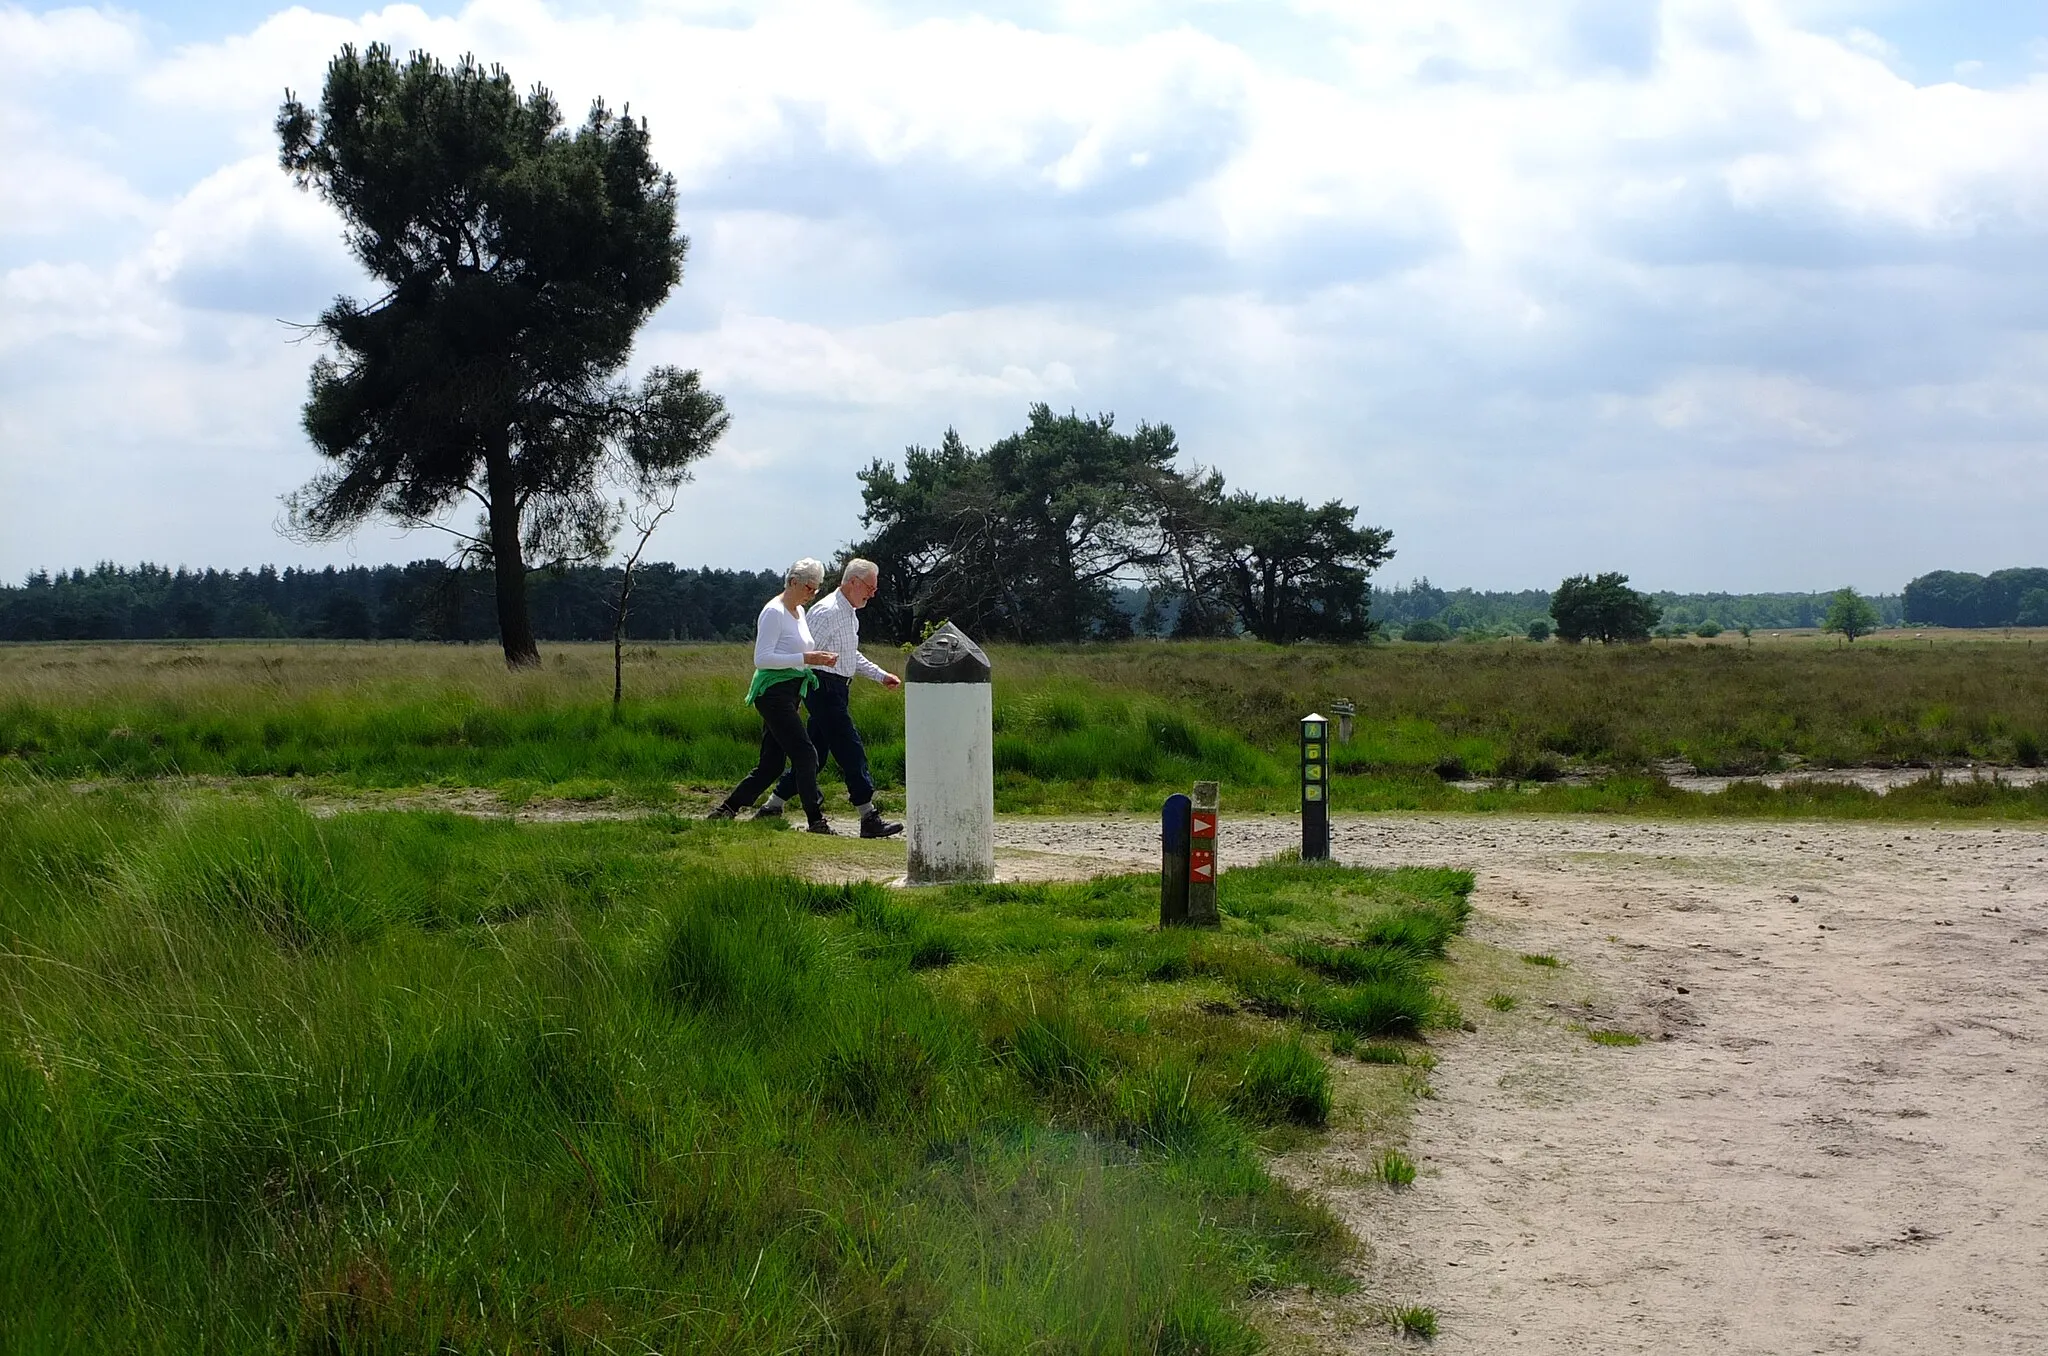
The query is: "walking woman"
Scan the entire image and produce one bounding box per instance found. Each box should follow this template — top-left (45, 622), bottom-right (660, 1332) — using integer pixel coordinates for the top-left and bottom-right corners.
top-left (708, 558), bottom-right (841, 833)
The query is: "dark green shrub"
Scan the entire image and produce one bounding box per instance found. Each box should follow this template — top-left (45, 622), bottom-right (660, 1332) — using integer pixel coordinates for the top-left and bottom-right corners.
top-left (1694, 621), bottom-right (1723, 638)
top-left (2017, 731), bottom-right (2043, 767)
top-left (1525, 619), bottom-right (1551, 642)
top-left (1401, 619), bottom-right (1451, 643)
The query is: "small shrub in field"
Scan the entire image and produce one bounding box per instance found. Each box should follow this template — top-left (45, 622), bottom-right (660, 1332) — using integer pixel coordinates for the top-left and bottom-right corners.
top-left (1520, 952), bottom-right (1562, 968)
top-left (1585, 1028), bottom-right (1642, 1046)
top-left (1431, 754), bottom-right (1469, 781)
top-left (1525, 619), bottom-right (1551, 642)
top-left (1230, 1040), bottom-right (1331, 1127)
top-left (2018, 731), bottom-right (2043, 767)
top-left (1484, 993), bottom-right (1516, 1012)
top-left (1695, 621), bottom-right (1722, 638)
top-left (1394, 1304), bottom-right (1438, 1339)
top-left (1374, 1150), bottom-right (1417, 1187)
top-left (1401, 619), bottom-right (1451, 643)
top-left (1496, 747), bottom-right (1564, 782)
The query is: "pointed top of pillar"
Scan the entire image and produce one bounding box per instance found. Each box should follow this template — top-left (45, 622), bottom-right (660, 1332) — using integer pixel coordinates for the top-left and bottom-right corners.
top-left (907, 622), bottom-right (991, 684)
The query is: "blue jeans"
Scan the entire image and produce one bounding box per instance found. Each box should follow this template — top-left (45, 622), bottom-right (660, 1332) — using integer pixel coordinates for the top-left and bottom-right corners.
top-left (775, 673), bottom-right (874, 807)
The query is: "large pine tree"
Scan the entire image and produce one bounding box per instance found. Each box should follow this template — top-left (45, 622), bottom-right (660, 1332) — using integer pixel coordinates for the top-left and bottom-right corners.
top-left (278, 45), bottom-right (726, 667)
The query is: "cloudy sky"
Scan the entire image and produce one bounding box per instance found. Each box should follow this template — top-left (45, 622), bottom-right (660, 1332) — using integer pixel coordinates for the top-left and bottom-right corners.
top-left (2, 0), bottom-right (2044, 592)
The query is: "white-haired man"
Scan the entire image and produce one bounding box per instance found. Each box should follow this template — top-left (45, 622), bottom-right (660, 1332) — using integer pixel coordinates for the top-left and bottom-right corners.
top-left (757, 558), bottom-right (904, 838)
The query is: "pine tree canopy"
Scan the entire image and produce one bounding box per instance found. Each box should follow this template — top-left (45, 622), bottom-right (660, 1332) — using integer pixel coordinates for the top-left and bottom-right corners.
top-left (278, 44), bottom-right (726, 666)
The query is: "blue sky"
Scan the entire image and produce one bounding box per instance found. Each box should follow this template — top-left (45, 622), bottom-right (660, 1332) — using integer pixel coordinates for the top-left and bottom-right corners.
top-left (2, 0), bottom-right (2045, 592)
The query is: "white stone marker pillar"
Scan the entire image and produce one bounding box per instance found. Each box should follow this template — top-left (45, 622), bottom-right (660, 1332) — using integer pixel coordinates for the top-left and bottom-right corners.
top-left (905, 622), bottom-right (994, 883)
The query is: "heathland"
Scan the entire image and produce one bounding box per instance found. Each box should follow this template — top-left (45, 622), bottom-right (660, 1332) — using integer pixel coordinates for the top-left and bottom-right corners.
top-left (0, 784), bottom-right (1471, 1351)
top-left (5, 634), bottom-right (2048, 818)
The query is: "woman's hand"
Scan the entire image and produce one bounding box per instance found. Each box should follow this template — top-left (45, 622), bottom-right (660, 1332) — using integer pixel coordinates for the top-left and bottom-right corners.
top-left (804, 650), bottom-right (839, 667)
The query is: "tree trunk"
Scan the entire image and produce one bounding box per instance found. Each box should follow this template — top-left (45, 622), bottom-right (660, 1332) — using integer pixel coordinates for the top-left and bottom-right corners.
top-left (483, 436), bottom-right (541, 669)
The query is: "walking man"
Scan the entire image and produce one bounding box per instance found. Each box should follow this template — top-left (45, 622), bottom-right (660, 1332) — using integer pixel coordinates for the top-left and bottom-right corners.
top-left (757, 558), bottom-right (905, 838)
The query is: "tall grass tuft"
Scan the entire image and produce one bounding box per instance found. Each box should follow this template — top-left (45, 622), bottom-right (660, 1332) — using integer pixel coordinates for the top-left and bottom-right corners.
top-left (1230, 1039), bottom-right (1333, 1127)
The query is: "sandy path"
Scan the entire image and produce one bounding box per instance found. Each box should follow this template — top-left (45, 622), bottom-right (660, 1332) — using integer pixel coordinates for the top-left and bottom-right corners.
top-left (989, 814), bottom-right (2048, 1355)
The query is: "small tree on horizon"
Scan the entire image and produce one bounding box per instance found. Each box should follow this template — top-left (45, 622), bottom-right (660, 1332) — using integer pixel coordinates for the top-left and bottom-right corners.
top-left (1550, 572), bottom-right (1660, 644)
top-left (1822, 587), bottom-right (1881, 642)
top-left (277, 45), bottom-right (727, 668)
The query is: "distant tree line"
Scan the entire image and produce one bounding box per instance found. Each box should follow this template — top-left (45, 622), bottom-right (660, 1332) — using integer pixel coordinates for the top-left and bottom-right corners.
top-left (1373, 580), bottom-right (1905, 638)
top-left (1902, 569), bottom-right (2048, 628)
top-left (0, 563), bottom-right (778, 644)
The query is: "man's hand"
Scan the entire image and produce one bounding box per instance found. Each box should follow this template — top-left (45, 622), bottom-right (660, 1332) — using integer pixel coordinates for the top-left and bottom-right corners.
top-left (882, 672), bottom-right (903, 691)
top-left (804, 650), bottom-right (839, 666)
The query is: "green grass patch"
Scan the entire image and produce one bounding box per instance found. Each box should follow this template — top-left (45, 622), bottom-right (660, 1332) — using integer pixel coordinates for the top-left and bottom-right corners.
top-left (1520, 952), bottom-right (1563, 968)
top-left (1373, 1150), bottom-right (1418, 1188)
top-left (8, 639), bottom-right (2048, 817)
top-left (0, 782), bottom-right (1472, 1352)
top-left (1484, 992), bottom-right (1517, 1012)
top-left (1584, 1028), bottom-right (1645, 1046)
top-left (1394, 1304), bottom-right (1439, 1339)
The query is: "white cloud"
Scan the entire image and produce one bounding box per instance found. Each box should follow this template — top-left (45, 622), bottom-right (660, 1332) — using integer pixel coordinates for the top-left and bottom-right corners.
top-left (2, 0), bottom-right (2047, 590)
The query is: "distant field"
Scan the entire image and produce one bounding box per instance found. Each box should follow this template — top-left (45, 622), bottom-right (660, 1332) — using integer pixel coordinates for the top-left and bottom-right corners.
top-left (3, 637), bottom-right (2046, 817)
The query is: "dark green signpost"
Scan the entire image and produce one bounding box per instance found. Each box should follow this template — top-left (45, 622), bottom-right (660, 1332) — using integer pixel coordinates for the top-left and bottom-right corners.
top-left (1300, 713), bottom-right (1329, 861)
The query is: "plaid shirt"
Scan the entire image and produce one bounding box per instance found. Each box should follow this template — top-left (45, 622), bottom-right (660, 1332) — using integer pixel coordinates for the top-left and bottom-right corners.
top-left (804, 588), bottom-right (892, 684)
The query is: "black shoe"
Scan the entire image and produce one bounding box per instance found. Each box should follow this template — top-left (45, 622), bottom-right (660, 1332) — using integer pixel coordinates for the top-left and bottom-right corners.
top-left (806, 818), bottom-right (837, 835)
top-left (751, 802), bottom-right (786, 820)
top-left (859, 815), bottom-right (904, 839)
top-left (705, 805), bottom-right (737, 821)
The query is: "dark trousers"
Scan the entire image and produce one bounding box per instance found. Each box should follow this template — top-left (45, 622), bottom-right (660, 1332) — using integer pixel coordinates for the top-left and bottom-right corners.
top-left (722, 677), bottom-right (823, 817)
top-left (774, 673), bottom-right (874, 808)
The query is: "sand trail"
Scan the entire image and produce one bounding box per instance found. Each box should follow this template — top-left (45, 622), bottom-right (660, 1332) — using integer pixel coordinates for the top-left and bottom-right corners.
top-left (989, 814), bottom-right (2048, 1355)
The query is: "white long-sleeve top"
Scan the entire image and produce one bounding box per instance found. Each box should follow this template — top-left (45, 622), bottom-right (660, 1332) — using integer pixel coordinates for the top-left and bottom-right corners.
top-left (752, 596), bottom-right (816, 670)
top-left (804, 588), bottom-right (892, 683)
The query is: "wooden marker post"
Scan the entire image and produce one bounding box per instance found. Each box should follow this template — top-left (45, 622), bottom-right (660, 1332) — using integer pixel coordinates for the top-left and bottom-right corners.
top-left (1188, 781), bottom-right (1219, 925)
top-left (1301, 713), bottom-right (1330, 861)
top-left (1331, 698), bottom-right (1355, 744)
top-left (1160, 793), bottom-right (1191, 925)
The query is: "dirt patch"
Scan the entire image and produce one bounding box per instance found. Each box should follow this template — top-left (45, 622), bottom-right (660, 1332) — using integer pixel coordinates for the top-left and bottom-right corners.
top-left (985, 814), bottom-right (2048, 1354)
